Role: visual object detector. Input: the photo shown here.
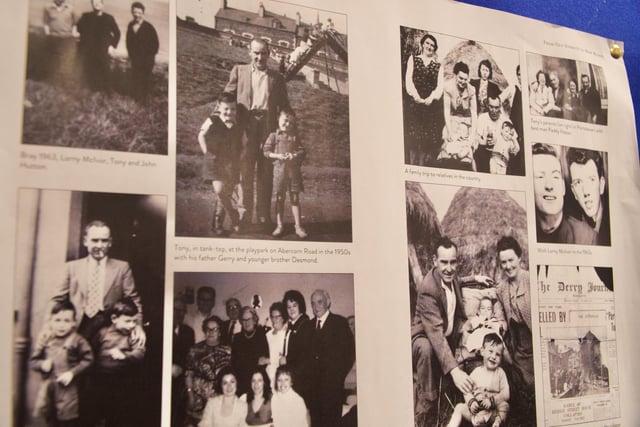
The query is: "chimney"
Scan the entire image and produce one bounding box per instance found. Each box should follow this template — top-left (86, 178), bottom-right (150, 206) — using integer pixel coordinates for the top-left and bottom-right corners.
top-left (221, 0), bottom-right (227, 9)
top-left (258, 2), bottom-right (265, 18)
top-left (296, 12), bottom-right (301, 25)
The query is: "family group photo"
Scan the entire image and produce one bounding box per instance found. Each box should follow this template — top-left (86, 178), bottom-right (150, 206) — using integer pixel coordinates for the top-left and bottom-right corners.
top-left (172, 272), bottom-right (357, 427)
top-left (400, 27), bottom-right (524, 176)
top-left (526, 53), bottom-right (608, 125)
top-left (406, 182), bottom-right (535, 426)
top-left (12, 189), bottom-right (167, 427)
top-left (531, 143), bottom-right (610, 245)
top-left (175, 0), bottom-right (351, 242)
top-left (23, 0), bottom-right (169, 154)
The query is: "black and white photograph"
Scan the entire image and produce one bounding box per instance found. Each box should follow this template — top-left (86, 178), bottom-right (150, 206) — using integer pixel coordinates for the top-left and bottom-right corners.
top-left (405, 181), bottom-right (535, 426)
top-left (537, 264), bottom-right (619, 425)
top-left (23, 0), bottom-right (169, 154)
top-left (532, 142), bottom-right (610, 245)
top-left (171, 272), bottom-right (357, 427)
top-left (175, 0), bottom-right (351, 241)
top-left (526, 53), bottom-right (608, 125)
top-left (12, 189), bottom-right (167, 427)
top-left (400, 27), bottom-right (524, 176)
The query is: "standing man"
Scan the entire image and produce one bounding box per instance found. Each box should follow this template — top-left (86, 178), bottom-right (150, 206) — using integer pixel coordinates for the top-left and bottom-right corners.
top-left (42, 0), bottom-right (77, 84)
top-left (475, 88), bottom-right (508, 173)
top-left (222, 297), bottom-right (242, 344)
top-left (52, 220), bottom-right (144, 344)
top-left (532, 143), bottom-right (595, 244)
top-left (184, 286), bottom-right (216, 343)
top-left (547, 71), bottom-right (564, 118)
top-left (76, 0), bottom-right (120, 91)
top-left (580, 74), bottom-right (602, 124)
top-left (566, 147), bottom-right (610, 245)
top-left (224, 38), bottom-right (290, 226)
top-left (126, 1), bottom-right (159, 102)
top-left (309, 289), bottom-right (355, 427)
top-left (411, 237), bottom-right (475, 426)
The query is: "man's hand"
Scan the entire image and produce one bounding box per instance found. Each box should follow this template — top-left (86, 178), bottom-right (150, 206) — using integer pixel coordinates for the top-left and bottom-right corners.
top-left (131, 325), bottom-right (147, 348)
top-left (57, 371), bottom-right (74, 386)
top-left (41, 359), bottom-right (53, 373)
top-left (474, 275), bottom-right (495, 287)
top-left (450, 366), bottom-right (474, 395)
top-left (279, 356), bottom-right (287, 366)
top-left (109, 348), bottom-right (126, 360)
top-left (172, 364), bottom-right (184, 378)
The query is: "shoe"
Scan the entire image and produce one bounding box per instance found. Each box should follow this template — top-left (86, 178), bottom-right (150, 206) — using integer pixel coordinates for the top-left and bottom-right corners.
top-left (212, 214), bottom-right (225, 236)
top-left (272, 224), bottom-right (284, 237)
top-left (295, 225), bottom-right (308, 239)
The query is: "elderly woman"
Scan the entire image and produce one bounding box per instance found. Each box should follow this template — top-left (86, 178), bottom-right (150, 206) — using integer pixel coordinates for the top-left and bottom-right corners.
top-left (245, 367), bottom-right (273, 426)
top-left (529, 70), bottom-right (554, 116)
top-left (231, 306), bottom-right (269, 397)
top-left (404, 33), bottom-right (444, 166)
top-left (198, 366), bottom-right (248, 427)
top-left (280, 290), bottom-right (314, 407)
top-left (470, 59), bottom-right (501, 114)
top-left (493, 236), bottom-right (534, 386)
top-left (185, 316), bottom-right (232, 426)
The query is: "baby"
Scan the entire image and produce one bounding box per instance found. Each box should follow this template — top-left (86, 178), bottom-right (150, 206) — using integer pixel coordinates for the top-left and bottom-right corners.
top-left (458, 297), bottom-right (505, 362)
top-left (448, 333), bottom-right (510, 427)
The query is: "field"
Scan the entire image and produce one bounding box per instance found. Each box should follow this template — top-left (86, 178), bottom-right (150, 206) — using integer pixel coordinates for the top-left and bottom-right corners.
top-left (176, 24), bottom-right (352, 241)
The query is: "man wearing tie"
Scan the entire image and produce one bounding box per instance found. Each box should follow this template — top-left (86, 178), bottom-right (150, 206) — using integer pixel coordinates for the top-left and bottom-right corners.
top-left (224, 38), bottom-right (290, 226)
top-left (310, 289), bottom-right (355, 427)
top-left (222, 297), bottom-right (242, 345)
top-left (52, 220), bottom-right (144, 345)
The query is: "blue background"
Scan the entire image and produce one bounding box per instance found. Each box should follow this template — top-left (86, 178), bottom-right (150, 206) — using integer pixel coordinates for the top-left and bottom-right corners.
top-left (458, 0), bottom-right (640, 145)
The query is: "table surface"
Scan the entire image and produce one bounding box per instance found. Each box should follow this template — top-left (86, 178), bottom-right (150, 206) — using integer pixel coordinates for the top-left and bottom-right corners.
top-left (457, 0), bottom-right (640, 150)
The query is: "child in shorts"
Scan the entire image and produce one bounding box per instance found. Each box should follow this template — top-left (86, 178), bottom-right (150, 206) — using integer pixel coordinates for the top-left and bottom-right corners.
top-left (198, 92), bottom-right (245, 235)
top-left (489, 120), bottom-right (519, 175)
top-left (448, 333), bottom-right (510, 427)
top-left (30, 300), bottom-right (94, 427)
top-left (263, 108), bottom-right (307, 239)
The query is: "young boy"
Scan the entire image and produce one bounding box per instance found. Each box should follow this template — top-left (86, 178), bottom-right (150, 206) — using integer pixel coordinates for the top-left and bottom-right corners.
top-left (86, 297), bottom-right (145, 427)
top-left (489, 120), bottom-right (519, 175)
top-left (30, 300), bottom-right (94, 427)
top-left (198, 91), bottom-right (245, 235)
top-left (263, 108), bottom-right (307, 238)
top-left (448, 333), bottom-right (510, 427)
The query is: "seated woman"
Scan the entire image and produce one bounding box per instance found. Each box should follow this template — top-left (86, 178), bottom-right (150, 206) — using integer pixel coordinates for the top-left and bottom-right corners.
top-left (271, 365), bottom-right (309, 427)
top-left (529, 70), bottom-right (554, 116)
top-left (199, 366), bottom-right (248, 427)
top-left (244, 367), bottom-right (273, 426)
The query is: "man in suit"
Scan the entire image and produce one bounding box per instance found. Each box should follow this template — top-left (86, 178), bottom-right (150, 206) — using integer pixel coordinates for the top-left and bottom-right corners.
top-left (183, 286), bottom-right (216, 343)
top-left (547, 71), bottom-right (565, 118)
top-left (411, 237), bottom-right (475, 427)
top-left (224, 38), bottom-right (290, 226)
top-left (222, 297), bottom-right (242, 345)
top-left (52, 220), bottom-right (144, 345)
top-left (309, 289), bottom-right (355, 427)
top-left (580, 74), bottom-right (602, 124)
top-left (126, 1), bottom-right (159, 103)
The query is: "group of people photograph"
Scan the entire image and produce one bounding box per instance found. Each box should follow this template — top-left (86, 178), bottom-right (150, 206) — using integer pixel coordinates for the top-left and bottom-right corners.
top-left (13, 190), bottom-right (168, 426)
top-left (24, 0), bottom-right (168, 153)
top-left (526, 53), bottom-right (608, 125)
top-left (406, 182), bottom-right (535, 427)
top-left (401, 27), bottom-right (524, 176)
top-left (175, 2), bottom-right (351, 242)
top-left (172, 273), bottom-right (357, 427)
top-left (532, 143), bottom-right (610, 245)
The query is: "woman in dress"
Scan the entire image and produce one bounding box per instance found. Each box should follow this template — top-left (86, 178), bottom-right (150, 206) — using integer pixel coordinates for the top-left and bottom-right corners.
top-left (404, 33), bottom-right (445, 166)
top-left (186, 316), bottom-right (232, 426)
top-left (245, 367), bottom-right (273, 426)
top-left (529, 70), bottom-right (554, 116)
top-left (280, 290), bottom-right (313, 407)
top-left (199, 366), bottom-right (248, 427)
top-left (265, 302), bottom-right (288, 388)
top-left (470, 59), bottom-right (501, 114)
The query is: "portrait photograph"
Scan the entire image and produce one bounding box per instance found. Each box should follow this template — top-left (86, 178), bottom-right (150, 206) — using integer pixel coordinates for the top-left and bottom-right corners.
top-left (23, 0), bottom-right (169, 154)
top-left (531, 142), bottom-right (610, 245)
top-left (400, 27), bottom-right (524, 176)
top-left (405, 181), bottom-right (535, 427)
top-left (175, 0), bottom-right (351, 242)
top-left (171, 272), bottom-right (357, 427)
top-left (526, 52), bottom-right (608, 125)
top-left (12, 188), bottom-right (167, 427)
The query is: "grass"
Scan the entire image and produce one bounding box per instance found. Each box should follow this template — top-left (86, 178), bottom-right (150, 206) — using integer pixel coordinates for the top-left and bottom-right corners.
top-left (22, 33), bottom-right (168, 154)
top-left (176, 24), bottom-right (352, 241)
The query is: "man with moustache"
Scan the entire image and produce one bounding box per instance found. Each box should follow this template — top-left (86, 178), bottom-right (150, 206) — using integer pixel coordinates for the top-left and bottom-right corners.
top-left (77, 0), bottom-right (121, 91)
top-left (532, 143), bottom-right (595, 244)
top-left (566, 147), bottom-right (610, 245)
